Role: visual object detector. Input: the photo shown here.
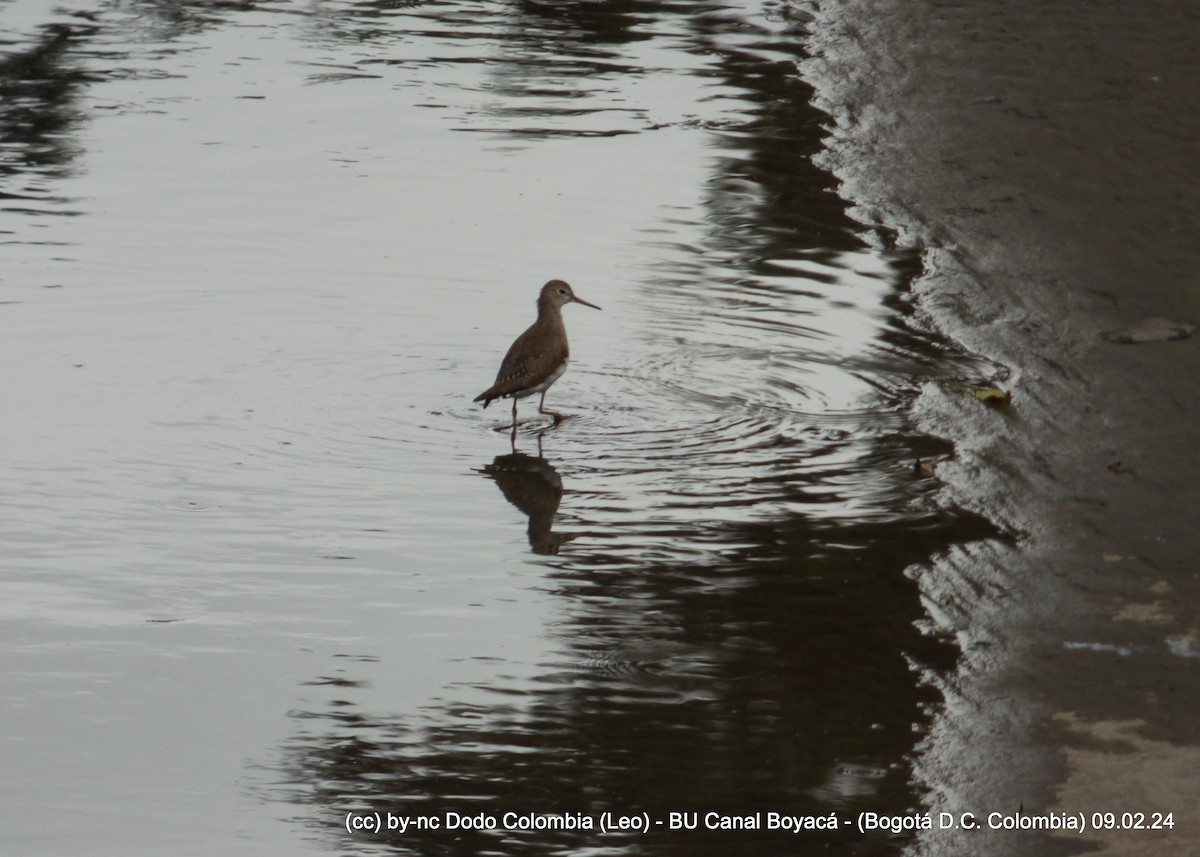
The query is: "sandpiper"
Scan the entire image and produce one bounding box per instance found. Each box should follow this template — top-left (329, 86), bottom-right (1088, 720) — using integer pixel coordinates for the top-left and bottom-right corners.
top-left (474, 279), bottom-right (600, 430)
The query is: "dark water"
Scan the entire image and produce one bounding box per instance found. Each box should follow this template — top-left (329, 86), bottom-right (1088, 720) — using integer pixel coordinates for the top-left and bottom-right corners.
top-left (1, 2), bottom-right (1000, 854)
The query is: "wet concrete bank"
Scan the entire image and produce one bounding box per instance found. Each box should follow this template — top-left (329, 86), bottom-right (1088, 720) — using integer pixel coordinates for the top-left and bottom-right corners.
top-left (802, 2), bottom-right (1200, 855)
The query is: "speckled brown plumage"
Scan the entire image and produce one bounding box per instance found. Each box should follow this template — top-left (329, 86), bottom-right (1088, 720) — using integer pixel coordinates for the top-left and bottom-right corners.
top-left (474, 279), bottom-right (600, 428)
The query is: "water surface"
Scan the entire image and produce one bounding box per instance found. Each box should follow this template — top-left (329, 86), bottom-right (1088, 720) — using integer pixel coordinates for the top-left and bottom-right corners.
top-left (1, 2), bottom-right (997, 854)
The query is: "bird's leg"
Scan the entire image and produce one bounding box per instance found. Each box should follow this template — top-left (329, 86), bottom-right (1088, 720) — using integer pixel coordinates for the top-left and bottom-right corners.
top-left (538, 391), bottom-right (565, 424)
top-left (493, 398), bottom-right (521, 434)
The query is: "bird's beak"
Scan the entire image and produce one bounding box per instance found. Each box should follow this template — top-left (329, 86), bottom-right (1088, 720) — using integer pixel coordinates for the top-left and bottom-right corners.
top-left (573, 295), bottom-right (601, 310)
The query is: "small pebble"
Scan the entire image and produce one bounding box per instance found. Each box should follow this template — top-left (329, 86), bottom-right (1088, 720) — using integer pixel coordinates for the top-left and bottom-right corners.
top-left (1102, 317), bottom-right (1196, 344)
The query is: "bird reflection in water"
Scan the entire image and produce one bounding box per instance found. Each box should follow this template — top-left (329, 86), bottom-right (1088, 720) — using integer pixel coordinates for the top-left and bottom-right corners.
top-left (480, 437), bottom-right (579, 555)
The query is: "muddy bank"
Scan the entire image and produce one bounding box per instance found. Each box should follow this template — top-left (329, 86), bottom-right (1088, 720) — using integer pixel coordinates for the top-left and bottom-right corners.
top-left (802, 2), bottom-right (1200, 854)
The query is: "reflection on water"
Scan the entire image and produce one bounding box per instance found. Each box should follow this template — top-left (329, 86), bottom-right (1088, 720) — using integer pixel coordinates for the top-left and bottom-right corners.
top-left (1, 1), bottom-right (1005, 855)
top-left (481, 442), bottom-right (578, 555)
top-left (271, 4), bottom-right (999, 856)
top-left (0, 20), bottom-right (88, 222)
